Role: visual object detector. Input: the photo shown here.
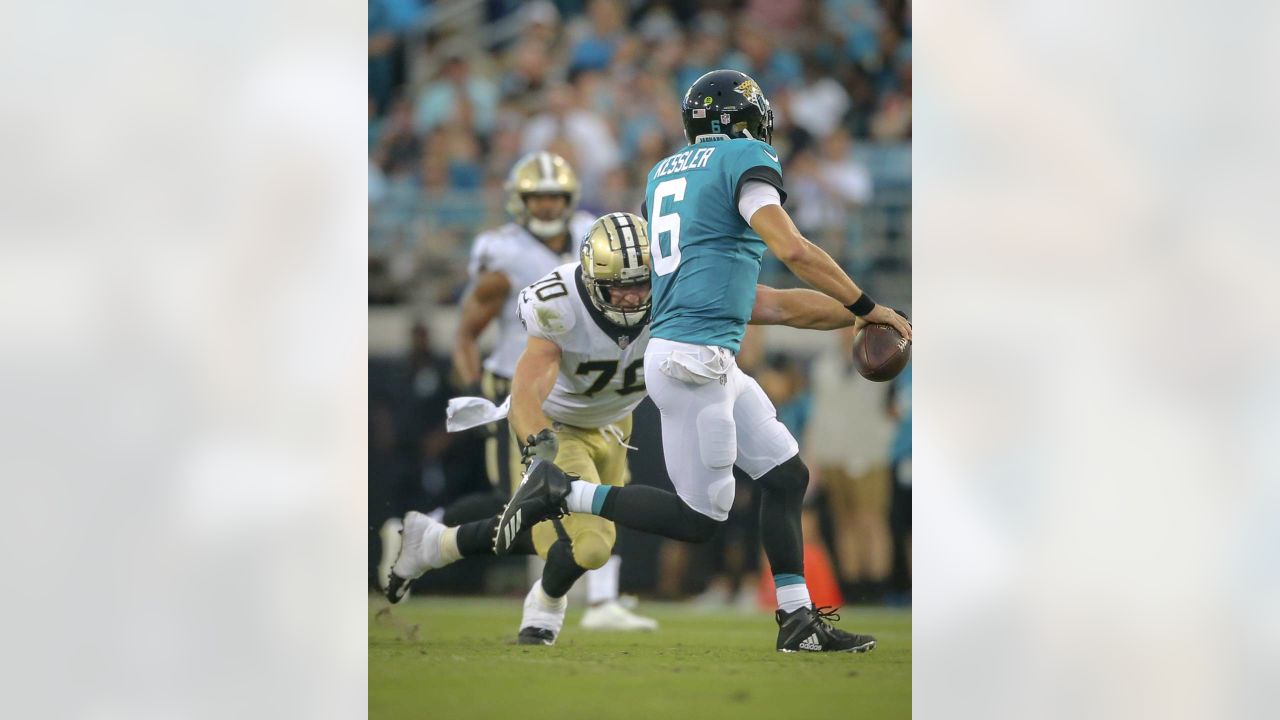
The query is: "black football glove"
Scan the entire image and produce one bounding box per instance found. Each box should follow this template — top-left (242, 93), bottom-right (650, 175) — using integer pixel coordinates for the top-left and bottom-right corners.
top-left (521, 428), bottom-right (559, 465)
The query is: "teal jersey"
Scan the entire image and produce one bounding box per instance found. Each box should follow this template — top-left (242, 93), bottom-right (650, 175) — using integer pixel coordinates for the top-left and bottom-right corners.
top-left (641, 137), bottom-right (786, 353)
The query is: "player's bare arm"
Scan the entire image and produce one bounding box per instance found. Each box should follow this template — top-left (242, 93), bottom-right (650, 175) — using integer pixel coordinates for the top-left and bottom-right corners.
top-left (749, 285), bottom-right (868, 332)
top-left (508, 334), bottom-right (561, 444)
top-left (452, 270), bottom-right (511, 386)
top-left (750, 205), bottom-right (911, 340)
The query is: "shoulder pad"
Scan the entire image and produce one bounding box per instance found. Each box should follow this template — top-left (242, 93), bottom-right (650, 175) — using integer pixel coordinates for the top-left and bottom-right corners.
top-left (517, 272), bottom-right (578, 338)
top-left (470, 224), bottom-right (525, 274)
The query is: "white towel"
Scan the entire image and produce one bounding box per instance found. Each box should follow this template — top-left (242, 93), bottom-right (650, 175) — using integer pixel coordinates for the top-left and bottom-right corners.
top-left (446, 395), bottom-right (511, 432)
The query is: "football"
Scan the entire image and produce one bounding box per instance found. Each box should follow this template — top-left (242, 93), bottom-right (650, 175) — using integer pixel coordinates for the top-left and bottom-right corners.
top-left (852, 324), bottom-right (911, 382)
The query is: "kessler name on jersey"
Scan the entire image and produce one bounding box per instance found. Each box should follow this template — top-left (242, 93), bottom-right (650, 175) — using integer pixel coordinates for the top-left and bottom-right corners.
top-left (653, 146), bottom-right (717, 178)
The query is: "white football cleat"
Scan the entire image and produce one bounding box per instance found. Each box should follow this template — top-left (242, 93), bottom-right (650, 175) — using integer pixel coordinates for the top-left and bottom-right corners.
top-left (384, 511), bottom-right (450, 604)
top-left (517, 580), bottom-right (567, 645)
top-left (580, 600), bottom-right (659, 631)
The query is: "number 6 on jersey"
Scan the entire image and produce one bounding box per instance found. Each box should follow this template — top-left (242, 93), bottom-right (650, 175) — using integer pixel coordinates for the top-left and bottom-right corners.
top-left (651, 178), bottom-right (686, 276)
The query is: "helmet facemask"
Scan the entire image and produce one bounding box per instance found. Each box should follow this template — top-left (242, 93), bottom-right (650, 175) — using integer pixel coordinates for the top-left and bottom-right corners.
top-left (585, 275), bottom-right (651, 327)
top-left (504, 152), bottom-right (580, 240)
top-left (579, 212), bottom-right (652, 328)
top-left (523, 193), bottom-right (571, 239)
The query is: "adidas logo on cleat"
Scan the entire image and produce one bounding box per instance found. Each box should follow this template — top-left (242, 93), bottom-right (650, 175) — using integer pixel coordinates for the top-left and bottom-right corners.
top-left (798, 634), bottom-right (822, 651)
top-left (503, 509), bottom-right (523, 547)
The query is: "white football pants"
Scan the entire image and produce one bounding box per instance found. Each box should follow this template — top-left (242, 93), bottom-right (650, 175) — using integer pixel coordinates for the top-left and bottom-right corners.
top-left (643, 338), bottom-right (800, 521)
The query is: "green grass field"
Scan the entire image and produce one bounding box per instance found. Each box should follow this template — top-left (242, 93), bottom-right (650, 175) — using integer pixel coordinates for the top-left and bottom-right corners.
top-left (370, 595), bottom-right (910, 719)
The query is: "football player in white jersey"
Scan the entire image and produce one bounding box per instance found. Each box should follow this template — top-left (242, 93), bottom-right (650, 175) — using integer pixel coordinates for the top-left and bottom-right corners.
top-left (418, 152), bottom-right (650, 630)
top-left (387, 213), bottom-right (870, 645)
top-left (454, 151), bottom-right (595, 492)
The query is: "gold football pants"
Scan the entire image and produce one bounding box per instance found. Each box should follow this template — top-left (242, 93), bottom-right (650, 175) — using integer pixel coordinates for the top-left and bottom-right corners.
top-left (528, 416), bottom-right (632, 570)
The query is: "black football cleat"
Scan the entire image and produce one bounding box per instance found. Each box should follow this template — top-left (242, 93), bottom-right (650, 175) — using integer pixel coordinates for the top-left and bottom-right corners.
top-left (517, 627), bottom-right (557, 646)
top-left (492, 458), bottom-right (572, 555)
top-left (776, 606), bottom-right (877, 653)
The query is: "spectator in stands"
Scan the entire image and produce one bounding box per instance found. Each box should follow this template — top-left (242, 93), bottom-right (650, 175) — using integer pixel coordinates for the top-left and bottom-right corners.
top-left (566, 0), bottom-right (627, 74)
top-left (438, 126), bottom-right (484, 190)
top-left (371, 319), bottom-right (454, 587)
top-left (371, 96), bottom-right (423, 181)
top-left (414, 51), bottom-right (499, 137)
top-left (370, 160), bottom-right (387, 206)
top-left (722, 19), bottom-right (803, 94)
top-left (871, 60), bottom-right (911, 141)
top-left (501, 38), bottom-right (554, 111)
top-left (369, 0), bottom-right (426, 116)
top-left (791, 58), bottom-right (853, 141)
top-left (520, 82), bottom-right (621, 206)
top-left (673, 12), bottom-right (731, 93)
top-left (784, 130), bottom-right (874, 261)
top-left (744, 0), bottom-right (808, 35)
top-left (820, 128), bottom-right (874, 206)
top-left (805, 326), bottom-right (896, 602)
top-left (824, 0), bottom-right (886, 71)
top-left (615, 71), bottom-right (683, 167)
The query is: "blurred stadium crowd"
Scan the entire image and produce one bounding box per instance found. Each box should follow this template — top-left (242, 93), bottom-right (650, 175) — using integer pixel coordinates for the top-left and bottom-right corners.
top-left (369, 0), bottom-right (912, 606)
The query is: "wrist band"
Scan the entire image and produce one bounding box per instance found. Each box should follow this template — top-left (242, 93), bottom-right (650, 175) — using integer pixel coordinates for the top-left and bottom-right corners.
top-left (846, 293), bottom-right (876, 317)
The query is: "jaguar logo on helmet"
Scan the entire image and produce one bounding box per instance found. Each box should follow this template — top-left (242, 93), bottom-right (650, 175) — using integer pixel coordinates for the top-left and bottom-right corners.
top-left (579, 212), bottom-right (651, 328)
top-left (734, 78), bottom-right (766, 113)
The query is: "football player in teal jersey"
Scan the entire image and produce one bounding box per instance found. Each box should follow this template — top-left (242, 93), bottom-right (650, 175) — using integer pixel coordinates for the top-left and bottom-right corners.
top-left (496, 70), bottom-right (910, 653)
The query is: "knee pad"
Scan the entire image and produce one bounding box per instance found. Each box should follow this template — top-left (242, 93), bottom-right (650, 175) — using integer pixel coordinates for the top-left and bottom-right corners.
top-left (758, 454), bottom-right (809, 494)
top-left (708, 474), bottom-right (736, 519)
top-left (695, 402), bottom-right (737, 470)
top-left (571, 528), bottom-right (614, 570)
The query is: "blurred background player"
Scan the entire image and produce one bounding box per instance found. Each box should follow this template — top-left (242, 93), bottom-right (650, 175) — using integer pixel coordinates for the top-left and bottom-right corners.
top-left (377, 151), bottom-right (585, 589)
top-left (453, 150), bottom-right (592, 493)
top-left (493, 69), bottom-right (909, 653)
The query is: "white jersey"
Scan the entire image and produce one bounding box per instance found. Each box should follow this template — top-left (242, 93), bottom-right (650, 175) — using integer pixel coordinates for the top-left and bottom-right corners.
top-left (467, 212), bottom-right (595, 378)
top-left (517, 262), bottom-right (651, 429)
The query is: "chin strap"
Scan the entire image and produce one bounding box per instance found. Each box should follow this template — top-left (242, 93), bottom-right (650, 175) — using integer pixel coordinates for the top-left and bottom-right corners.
top-left (527, 217), bottom-right (567, 238)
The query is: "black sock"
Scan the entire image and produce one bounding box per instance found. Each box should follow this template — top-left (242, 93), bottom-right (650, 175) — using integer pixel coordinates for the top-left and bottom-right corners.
top-left (454, 516), bottom-right (535, 556)
top-left (597, 484), bottom-right (721, 543)
top-left (442, 491), bottom-right (506, 526)
top-left (541, 538), bottom-right (587, 598)
top-left (757, 455), bottom-right (808, 577)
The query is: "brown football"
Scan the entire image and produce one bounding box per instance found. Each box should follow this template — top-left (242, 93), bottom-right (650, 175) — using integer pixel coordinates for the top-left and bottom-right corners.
top-left (852, 324), bottom-right (911, 382)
